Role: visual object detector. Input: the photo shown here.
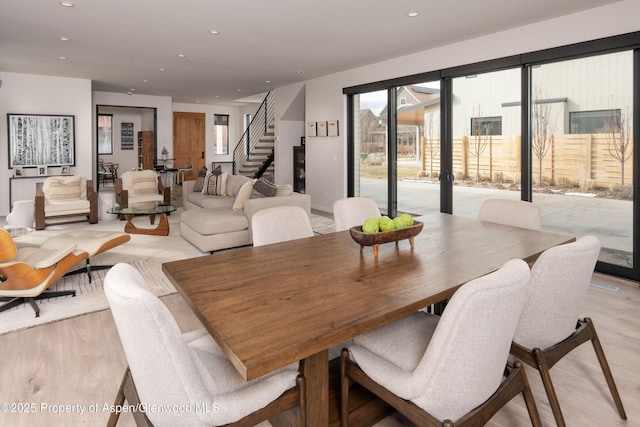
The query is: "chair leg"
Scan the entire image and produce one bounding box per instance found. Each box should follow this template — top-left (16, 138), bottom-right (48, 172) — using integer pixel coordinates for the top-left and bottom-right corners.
top-left (108, 367), bottom-right (153, 427)
top-left (585, 318), bottom-right (627, 420)
top-left (340, 348), bottom-right (350, 427)
top-left (533, 348), bottom-right (566, 427)
top-left (297, 374), bottom-right (306, 427)
top-left (0, 291), bottom-right (73, 318)
top-left (0, 297), bottom-right (40, 317)
top-left (106, 369), bottom-right (128, 427)
top-left (64, 259), bottom-right (114, 284)
top-left (515, 361), bottom-right (543, 427)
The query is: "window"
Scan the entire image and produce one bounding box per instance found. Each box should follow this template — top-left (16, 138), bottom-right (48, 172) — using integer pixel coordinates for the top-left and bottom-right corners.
top-left (570, 109), bottom-right (620, 134)
top-left (470, 116), bottom-right (502, 136)
top-left (213, 114), bottom-right (229, 155)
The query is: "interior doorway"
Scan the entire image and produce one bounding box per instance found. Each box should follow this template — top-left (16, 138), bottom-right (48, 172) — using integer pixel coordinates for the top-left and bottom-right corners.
top-left (173, 112), bottom-right (206, 182)
top-left (95, 105), bottom-right (157, 191)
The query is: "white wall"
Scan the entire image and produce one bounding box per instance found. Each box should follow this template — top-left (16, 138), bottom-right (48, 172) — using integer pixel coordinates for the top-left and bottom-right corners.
top-left (0, 72), bottom-right (92, 215)
top-left (274, 83), bottom-right (306, 185)
top-left (304, 0), bottom-right (640, 212)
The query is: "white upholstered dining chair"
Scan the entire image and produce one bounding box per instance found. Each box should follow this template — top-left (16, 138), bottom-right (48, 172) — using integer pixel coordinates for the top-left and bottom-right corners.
top-left (511, 236), bottom-right (626, 427)
top-left (477, 198), bottom-right (541, 230)
top-left (341, 259), bottom-right (541, 426)
top-left (104, 263), bottom-right (304, 427)
top-left (332, 197), bottom-right (381, 232)
top-left (251, 205), bottom-right (314, 247)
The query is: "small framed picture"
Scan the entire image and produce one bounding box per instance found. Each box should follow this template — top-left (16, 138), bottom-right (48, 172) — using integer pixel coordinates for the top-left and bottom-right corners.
top-left (328, 120), bottom-right (339, 137)
top-left (306, 122), bottom-right (317, 137)
top-left (61, 165), bottom-right (70, 176)
top-left (317, 121), bottom-right (328, 137)
top-left (12, 167), bottom-right (23, 178)
top-left (37, 165), bottom-right (48, 176)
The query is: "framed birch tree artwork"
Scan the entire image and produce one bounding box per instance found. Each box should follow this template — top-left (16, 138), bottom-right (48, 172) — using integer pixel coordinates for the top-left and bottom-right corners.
top-left (7, 114), bottom-right (76, 168)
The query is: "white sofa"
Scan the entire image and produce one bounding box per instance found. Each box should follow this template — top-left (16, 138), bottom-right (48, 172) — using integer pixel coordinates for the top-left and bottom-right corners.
top-left (180, 174), bottom-right (311, 252)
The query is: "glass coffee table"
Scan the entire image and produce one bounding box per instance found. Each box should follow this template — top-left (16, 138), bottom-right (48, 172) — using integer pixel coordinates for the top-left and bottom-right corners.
top-left (108, 201), bottom-right (176, 236)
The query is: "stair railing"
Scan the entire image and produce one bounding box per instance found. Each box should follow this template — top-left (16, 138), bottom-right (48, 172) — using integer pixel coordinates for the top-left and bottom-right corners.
top-left (254, 149), bottom-right (274, 179)
top-left (233, 91), bottom-right (274, 174)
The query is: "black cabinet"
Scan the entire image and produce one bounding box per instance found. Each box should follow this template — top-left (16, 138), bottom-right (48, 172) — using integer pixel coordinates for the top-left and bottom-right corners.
top-left (293, 146), bottom-right (305, 193)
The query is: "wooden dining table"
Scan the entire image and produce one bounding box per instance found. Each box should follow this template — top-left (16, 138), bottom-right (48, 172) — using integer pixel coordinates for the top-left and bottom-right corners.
top-left (162, 212), bottom-right (574, 426)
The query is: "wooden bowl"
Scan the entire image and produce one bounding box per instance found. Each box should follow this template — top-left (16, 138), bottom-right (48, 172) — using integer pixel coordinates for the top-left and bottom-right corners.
top-left (349, 220), bottom-right (424, 256)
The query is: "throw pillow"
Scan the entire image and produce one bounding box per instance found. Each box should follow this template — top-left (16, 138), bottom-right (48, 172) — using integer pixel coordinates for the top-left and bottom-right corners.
top-left (43, 176), bottom-right (84, 202)
top-left (201, 171), bottom-right (228, 196)
top-left (193, 166), bottom-right (208, 193)
top-left (131, 174), bottom-right (159, 196)
top-left (253, 177), bottom-right (278, 197)
top-left (275, 184), bottom-right (293, 196)
top-left (232, 181), bottom-right (254, 211)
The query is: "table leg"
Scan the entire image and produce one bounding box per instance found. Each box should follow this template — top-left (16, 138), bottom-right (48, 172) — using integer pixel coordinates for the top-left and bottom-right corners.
top-left (123, 214), bottom-right (170, 236)
top-left (302, 350), bottom-right (329, 426)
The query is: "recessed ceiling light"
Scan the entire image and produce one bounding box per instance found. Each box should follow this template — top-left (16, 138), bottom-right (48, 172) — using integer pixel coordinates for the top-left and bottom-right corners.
top-left (59, 1), bottom-right (74, 7)
top-left (59, 36), bottom-right (70, 41)
top-left (130, 88), bottom-right (136, 91)
top-left (196, 100), bottom-right (200, 103)
top-left (142, 79), bottom-right (149, 83)
top-left (236, 89), bottom-right (242, 92)
top-left (265, 80), bottom-right (271, 83)
top-left (58, 56), bottom-right (68, 60)
top-left (407, 12), bottom-right (419, 17)
top-left (214, 95), bottom-right (219, 98)
top-left (177, 53), bottom-right (186, 58)
top-left (127, 91), bottom-right (133, 95)
top-left (296, 70), bottom-right (302, 74)
top-left (209, 29), bottom-right (220, 35)
top-left (158, 68), bottom-right (166, 72)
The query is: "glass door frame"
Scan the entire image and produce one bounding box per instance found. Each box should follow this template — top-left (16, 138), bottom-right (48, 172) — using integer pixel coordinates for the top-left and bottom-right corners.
top-left (345, 31), bottom-right (640, 282)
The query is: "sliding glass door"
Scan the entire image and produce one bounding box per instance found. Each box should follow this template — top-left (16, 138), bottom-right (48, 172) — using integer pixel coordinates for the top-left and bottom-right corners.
top-left (450, 68), bottom-right (522, 218)
top-left (352, 90), bottom-right (389, 215)
top-left (394, 82), bottom-right (441, 216)
top-left (346, 33), bottom-right (639, 281)
top-left (530, 51), bottom-right (634, 271)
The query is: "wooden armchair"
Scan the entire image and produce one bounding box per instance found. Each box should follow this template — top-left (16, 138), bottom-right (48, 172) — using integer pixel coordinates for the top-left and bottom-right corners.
top-left (115, 170), bottom-right (170, 208)
top-left (35, 176), bottom-right (98, 230)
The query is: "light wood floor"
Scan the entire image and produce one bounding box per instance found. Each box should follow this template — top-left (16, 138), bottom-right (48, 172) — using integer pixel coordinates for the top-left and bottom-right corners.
top-left (0, 273), bottom-right (637, 426)
top-left (0, 204), bottom-right (638, 426)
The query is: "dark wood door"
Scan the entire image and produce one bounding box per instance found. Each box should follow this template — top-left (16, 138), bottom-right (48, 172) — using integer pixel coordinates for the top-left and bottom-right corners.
top-left (173, 112), bottom-right (205, 182)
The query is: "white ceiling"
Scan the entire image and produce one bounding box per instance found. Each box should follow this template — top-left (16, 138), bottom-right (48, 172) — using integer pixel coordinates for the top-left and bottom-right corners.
top-left (0, 0), bottom-right (619, 106)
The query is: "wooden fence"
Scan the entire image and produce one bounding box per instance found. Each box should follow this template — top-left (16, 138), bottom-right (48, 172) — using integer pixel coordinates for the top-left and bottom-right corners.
top-left (421, 134), bottom-right (633, 189)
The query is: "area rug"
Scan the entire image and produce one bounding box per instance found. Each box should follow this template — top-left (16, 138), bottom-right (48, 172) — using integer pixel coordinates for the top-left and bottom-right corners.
top-left (0, 261), bottom-right (175, 336)
top-left (310, 214), bottom-right (335, 235)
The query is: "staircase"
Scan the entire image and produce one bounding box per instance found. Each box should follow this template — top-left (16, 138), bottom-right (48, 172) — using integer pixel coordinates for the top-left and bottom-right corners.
top-left (233, 91), bottom-right (275, 179)
top-left (236, 125), bottom-right (275, 177)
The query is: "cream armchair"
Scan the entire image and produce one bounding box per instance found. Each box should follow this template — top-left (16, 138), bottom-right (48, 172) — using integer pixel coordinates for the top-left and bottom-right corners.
top-left (35, 176), bottom-right (98, 230)
top-left (115, 170), bottom-right (170, 208)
